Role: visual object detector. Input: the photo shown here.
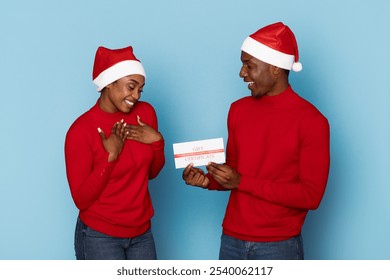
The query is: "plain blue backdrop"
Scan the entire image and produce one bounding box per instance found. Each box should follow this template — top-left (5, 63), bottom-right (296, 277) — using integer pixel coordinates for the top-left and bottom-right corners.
top-left (0, 0), bottom-right (389, 260)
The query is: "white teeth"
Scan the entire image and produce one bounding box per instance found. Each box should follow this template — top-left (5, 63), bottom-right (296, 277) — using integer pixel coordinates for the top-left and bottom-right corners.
top-left (125, 100), bottom-right (134, 106)
top-left (247, 82), bottom-right (254, 86)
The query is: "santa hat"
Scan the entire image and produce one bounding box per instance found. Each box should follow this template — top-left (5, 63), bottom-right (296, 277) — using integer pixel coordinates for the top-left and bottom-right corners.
top-left (241, 22), bottom-right (302, 72)
top-left (92, 46), bottom-right (146, 91)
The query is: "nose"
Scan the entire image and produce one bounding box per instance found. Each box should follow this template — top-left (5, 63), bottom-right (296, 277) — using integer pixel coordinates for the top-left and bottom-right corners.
top-left (239, 66), bottom-right (247, 78)
top-left (132, 91), bottom-right (140, 100)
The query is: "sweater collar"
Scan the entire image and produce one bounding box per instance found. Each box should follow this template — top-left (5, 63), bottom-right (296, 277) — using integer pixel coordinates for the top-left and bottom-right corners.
top-left (90, 99), bottom-right (127, 123)
top-left (256, 85), bottom-right (296, 107)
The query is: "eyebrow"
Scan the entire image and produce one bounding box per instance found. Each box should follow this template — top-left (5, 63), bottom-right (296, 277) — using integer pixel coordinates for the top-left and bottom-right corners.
top-left (129, 79), bottom-right (145, 87)
top-left (241, 58), bottom-right (254, 65)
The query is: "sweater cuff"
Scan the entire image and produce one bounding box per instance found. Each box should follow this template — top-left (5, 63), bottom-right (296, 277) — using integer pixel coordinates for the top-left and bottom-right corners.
top-left (206, 173), bottom-right (225, 191)
top-left (98, 159), bottom-right (117, 179)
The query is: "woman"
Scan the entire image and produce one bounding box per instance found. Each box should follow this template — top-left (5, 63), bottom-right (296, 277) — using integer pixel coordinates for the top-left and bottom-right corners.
top-left (65, 46), bottom-right (165, 260)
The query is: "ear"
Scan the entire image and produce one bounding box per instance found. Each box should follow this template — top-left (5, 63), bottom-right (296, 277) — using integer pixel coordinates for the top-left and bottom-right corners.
top-left (271, 65), bottom-right (281, 75)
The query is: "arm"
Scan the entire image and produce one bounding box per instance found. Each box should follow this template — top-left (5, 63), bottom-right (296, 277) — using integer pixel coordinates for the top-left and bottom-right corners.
top-left (239, 115), bottom-right (330, 210)
top-left (149, 138), bottom-right (165, 179)
top-left (126, 113), bottom-right (165, 179)
top-left (65, 121), bottom-right (127, 210)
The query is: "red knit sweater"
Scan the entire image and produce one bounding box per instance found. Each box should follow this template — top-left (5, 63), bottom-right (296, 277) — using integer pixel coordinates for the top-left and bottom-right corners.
top-left (65, 100), bottom-right (165, 238)
top-left (207, 86), bottom-right (330, 242)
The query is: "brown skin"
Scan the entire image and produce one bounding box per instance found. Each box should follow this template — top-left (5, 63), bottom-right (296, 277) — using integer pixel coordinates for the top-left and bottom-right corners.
top-left (182, 51), bottom-right (289, 189)
top-left (97, 74), bottom-right (162, 162)
top-left (239, 51), bottom-right (289, 98)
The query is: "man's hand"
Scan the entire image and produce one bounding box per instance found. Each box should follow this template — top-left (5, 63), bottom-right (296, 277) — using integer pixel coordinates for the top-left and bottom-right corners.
top-left (206, 162), bottom-right (240, 189)
top-left (182, 163), bottom-right (210, 188)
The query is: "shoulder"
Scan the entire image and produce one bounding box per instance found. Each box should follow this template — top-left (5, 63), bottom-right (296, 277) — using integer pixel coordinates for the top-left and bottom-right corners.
top-left (287, 90), bottom-right (326, 119)
top-left (231, 96), bottom-right (253, 107)
top-left (132, 101), bottom-right (158, 120)
top-left (292, 95), bottom-right (329, 133)
top-left (229, 96), bottom-right (253, 113)
top-left (132, 101), bottom-right (159, 128)
top-left (133, 101), bottom-right (156, 113)
top-left (65, 107), bottom-right (95, 140)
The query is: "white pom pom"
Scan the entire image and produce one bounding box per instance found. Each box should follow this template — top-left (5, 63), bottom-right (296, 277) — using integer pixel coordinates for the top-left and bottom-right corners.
top-left (292, 62), bottom-right (302, 72)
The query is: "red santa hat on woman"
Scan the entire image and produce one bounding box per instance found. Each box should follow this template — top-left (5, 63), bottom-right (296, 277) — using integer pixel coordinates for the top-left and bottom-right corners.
top-left (92, 46), bottom-right (146, 91)
top-left (241, 22), bottom-right (302, 72)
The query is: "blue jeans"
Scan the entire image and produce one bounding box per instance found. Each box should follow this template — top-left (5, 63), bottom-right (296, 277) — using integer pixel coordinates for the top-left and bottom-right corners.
top-left (74, 217), bottom-right (157, 260)
top-left (219, 233), bottom-right (304, 260)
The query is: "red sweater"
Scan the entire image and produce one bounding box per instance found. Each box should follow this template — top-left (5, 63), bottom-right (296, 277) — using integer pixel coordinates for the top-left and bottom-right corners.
top-left (207, 86), bottom-right (330, 242)
top-left (65, 100), bottom-right (165, 238)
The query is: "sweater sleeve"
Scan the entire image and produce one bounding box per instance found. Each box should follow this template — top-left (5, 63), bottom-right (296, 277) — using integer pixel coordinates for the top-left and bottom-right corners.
top-left (65, 125), bottom-right (116, 211)
top-left (149, 139), bottom-right (165, 179)
top-left (238, 115), bottom-right (330, 210)
top-left (143, 104), bottom-right (165, 179)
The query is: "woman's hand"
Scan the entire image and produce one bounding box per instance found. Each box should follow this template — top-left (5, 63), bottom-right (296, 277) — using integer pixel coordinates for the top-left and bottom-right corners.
top-left (126, 115), bottom-right (163, 144)
top-left (97, 119), bottom-right (127, 162)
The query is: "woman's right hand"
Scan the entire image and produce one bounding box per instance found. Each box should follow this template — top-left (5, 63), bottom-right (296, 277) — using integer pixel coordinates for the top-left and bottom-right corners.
top-left (97, 120), bottom-right (128, 162)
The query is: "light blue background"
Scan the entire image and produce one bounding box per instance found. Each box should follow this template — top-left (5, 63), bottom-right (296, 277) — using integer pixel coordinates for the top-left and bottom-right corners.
top-left (1, 0), bottom-right (389, 260)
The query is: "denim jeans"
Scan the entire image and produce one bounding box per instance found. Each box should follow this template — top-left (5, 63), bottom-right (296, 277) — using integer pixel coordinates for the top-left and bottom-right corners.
top-left (74, 217), bottom-right (157, 260)
top-left (219, 233), bottom-right (304, 260)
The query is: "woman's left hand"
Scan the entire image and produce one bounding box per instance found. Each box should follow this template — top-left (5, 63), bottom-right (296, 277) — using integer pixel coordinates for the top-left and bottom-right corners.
top-left (125, 115), bottom-right (163, 144)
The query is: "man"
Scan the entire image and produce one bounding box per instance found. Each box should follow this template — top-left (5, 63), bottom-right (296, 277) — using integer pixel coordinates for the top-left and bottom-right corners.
top-left (182, 22), bottom-right (330, 260)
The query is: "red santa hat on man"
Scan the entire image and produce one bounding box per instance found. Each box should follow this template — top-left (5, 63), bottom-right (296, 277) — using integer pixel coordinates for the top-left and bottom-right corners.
top-left (241, 22), bottom-right (302, 72)
top-left (92, 46), bottom-right (146, 91)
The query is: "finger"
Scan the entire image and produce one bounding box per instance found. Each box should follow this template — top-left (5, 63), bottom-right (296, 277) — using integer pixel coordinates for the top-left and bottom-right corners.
top-left (182, 163), bottom-right (194, 179)
top-left (125, 125), bottom-right (137, 136)
top-left (201, 177), bottom-right (210, 188)
top-left (121, 123), bottom-right (128, 141)
top-left (111, 122), bottom-right (119, 135)
top-left (121, 120), bottom-right (126, 131)
top-left (137, 115), bottom-right (146, 126)
top-left (206, 163), bottom-right (220, 175)
top-left (117, 119), bottom-right (125, 134)
top-left (211, 172), bottom-right (228, 185)
top-left (97, 127), bottom-right (106, 140)
top-left (207, 162), bottom-right (226, 172)
top-left (192, 172), bottom-right (209, 188)
top-left (113, 120), bottom-right (124, 139)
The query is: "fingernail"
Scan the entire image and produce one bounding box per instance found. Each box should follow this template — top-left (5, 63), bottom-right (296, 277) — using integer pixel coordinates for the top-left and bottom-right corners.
top-left (97, 127), bottom-right (102, 133)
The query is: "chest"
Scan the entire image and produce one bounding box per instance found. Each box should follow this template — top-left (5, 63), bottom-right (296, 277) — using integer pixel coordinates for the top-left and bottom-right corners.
top-left (233, 108), bottom-right (303, 158)
top-left (90, 122), bottom-right (154, 178)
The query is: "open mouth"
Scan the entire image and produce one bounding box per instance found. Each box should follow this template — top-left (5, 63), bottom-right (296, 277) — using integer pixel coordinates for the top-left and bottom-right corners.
top-left (125, 100), bottom-right (134, 107)
top-left (247, 82), bottom-right (255, 89)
